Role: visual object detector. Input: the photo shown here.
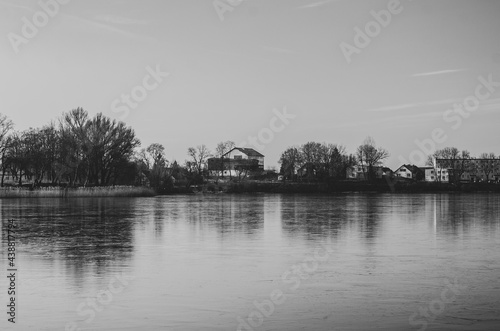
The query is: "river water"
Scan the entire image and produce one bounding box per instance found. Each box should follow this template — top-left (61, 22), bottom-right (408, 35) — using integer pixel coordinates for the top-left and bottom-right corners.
top-left (0, 193), bottom-right (499, 331)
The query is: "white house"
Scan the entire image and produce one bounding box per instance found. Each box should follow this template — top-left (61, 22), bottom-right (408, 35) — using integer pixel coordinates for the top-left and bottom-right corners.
top-left (419, 167), bottom-right (436, 182)
top-left (394, 164), bottom-right (424, 180)
top-left (435, 168), bottom-right (451, 182)
top-left (223, 147), bottom-right (264, 169)
top-left (209, 147), bottom-right (264, 178)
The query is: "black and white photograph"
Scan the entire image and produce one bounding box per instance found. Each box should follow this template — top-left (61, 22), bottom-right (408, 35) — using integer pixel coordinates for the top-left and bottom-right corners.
top-left (1, 0), bottom-right (500, 330)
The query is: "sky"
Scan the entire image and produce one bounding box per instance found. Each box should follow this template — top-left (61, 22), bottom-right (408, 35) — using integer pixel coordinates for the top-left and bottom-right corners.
top-left (1, 0), bottom-right (500, 170)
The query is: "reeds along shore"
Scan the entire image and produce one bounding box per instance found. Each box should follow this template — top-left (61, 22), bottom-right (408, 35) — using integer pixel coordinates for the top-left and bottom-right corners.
top-left (0, 186), bottom-right (156, 198)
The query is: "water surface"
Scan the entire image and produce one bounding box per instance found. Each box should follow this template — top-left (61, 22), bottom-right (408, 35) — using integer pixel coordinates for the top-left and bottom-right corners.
top-left (0, 194), bottom-right (499, 330)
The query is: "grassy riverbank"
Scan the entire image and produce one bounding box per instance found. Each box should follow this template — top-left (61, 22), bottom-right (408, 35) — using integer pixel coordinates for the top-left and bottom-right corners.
top-left (0, 186), bottom-right (156, 198)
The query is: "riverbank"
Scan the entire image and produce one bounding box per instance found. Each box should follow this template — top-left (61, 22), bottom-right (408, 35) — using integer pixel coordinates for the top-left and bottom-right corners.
top-left (2, 181), bottom-right (498, 198)
top-left (214, 180), bottom-right (500, 194)
top-left (0, 186), bottom-right (156, 198)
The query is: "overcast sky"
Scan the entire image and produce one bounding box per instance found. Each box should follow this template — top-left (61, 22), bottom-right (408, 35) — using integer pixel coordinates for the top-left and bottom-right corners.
top-left (1, 0), bottom-right (500, 169)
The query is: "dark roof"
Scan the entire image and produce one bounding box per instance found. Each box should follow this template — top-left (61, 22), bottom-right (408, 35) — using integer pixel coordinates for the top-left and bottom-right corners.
top-left (382, 167), bottom-right (392, 172)
top-left (240, 148), bottom-right (264, 157)
top-left (224, 147), bottom-right (264, 158)
top-left (399, 164), bottom-right (424, 175)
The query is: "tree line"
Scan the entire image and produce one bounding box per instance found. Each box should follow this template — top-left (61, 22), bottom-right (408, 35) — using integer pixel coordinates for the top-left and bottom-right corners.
top-left (0, 109), bottom-right (140, 187)
top-left (279, 138), bottom-right (499, 184)
top-left (1, 108), bottom-right (497, 189)
top-left (278, 137), bottom-right (389, 181)
top-left (0, 109), bottom-right (254, 190)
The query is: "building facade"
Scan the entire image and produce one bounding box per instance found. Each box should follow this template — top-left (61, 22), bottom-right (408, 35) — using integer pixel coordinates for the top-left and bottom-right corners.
top-left (208, 147), bottom-right (264, 178)
top-left (394, 164), bottom-right (424, 181)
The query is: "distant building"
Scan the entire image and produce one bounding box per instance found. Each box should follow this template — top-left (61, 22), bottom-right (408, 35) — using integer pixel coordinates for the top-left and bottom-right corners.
top-left (208, 147), bottom-right (264, 178)
top-left (346, 165), bottom-right (393, 180)
top-left (432, 158), bottom-right (500, 183)
top-left (419, 167), bottom-right (436, 182)
top-left (380, 167), bottom-right (394, 178)
top-left (223, 147), bottom-right (264, 169)
top-left (394, 164), bottom-right (424, 181)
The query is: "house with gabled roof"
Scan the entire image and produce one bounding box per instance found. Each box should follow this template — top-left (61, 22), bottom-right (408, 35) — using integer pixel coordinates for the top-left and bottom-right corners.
top-left (394, 164), bottom-right (424, 181)
top-left (222, 147), bottom-right (264, 169)
top-left (208, 147), bottom-right (264, 178)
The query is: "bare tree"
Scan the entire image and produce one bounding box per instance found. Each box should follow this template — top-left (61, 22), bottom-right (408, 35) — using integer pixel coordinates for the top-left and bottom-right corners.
top-left (327, 145), bottom-right (355, 180)
top-left (138, 143), bottom-right (169, 188)
top-left (478, 152), bottom-right (498, 181)
top-left (215, 140), bottom-right (235, 157)
top-left (279, 146), bottom-right (302, 181)
top-left (146, 143), bottom-right (167, 166)
top-left (317, 143), bottom-right (347, 179)
top-left (187, 145), bottom-right (211, 177)
top-left (300, 142), bottom-right (322, 180)
top-left (215, 140), bottom-right (235, 179)
top-left (58, 108), bottom-right (90, 185)
top-left (5, 132), bottom-right (28, 186)
top-left (0, 114), bottom-right (14, 186)
top-left (356, 137), bottom-right (389, 180)
top-left (456, 150), bottom-right (472, 182)
top-left (0, 114), bottom-right (13, 145)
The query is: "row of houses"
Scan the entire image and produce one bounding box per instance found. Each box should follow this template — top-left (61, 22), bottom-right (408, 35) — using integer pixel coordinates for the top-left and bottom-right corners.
top-left (347, 161), bottom-right (500, 183)
top-left (209, 147), bottom-right (500, 184)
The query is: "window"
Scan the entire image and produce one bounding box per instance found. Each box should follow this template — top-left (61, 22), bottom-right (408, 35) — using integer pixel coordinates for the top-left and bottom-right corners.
top-left (234, 155), bottom-right (242, 160)
top-left (407, 174), bottom-right (410, 178)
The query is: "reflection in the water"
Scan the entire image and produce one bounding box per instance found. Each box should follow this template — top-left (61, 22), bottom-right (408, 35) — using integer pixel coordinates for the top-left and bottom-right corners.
top-left (0, 194), bottom-right (498, 331)
top-left (280, 194), bottom-right (386, 245)
top-left (160, 195), bottom-right (267, 237)
top-left (1, 198), bottom-right (136, 291)
top-left (434, 194), bottom-right (500, 236)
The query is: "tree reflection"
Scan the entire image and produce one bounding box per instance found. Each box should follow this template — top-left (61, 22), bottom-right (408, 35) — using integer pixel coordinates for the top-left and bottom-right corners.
top-left (180, 195), bottom-right (266, 237)
top-left (0, 198), bottom-right (135, 278)
top-left (280, 195), bottom-right (349, 240)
